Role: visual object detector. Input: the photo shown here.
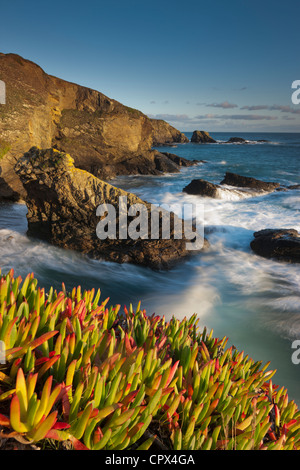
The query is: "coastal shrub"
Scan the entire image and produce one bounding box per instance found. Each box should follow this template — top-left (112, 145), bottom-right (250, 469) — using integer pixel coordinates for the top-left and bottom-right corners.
top-left (0, 268), bottom-right (299, 450)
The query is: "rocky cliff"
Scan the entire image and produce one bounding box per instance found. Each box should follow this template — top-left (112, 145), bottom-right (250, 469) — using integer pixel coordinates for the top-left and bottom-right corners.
top-left (0, 53), bottom-right (190, 201)
top-left (15, 147), bottom-right (208, 269)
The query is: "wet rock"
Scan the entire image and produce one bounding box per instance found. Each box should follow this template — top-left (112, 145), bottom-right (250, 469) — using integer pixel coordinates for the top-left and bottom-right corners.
top-left (220, 172), bottom-right (280, 192)
top-left (183, 179), bottom-right (221, 197)
top-left (250, 229), bottom-right (300, 263)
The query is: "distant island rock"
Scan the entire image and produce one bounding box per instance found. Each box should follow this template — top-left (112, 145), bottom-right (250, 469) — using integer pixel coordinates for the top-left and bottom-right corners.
top-left (222, 137), bottom-right (270, 144)
top-left (250, 229), bottom-right (300, 263)
top-left (0, 53), bottom-right (190, 202)
top-left (191, 130), bottom-right (216, 143)
top-left (15, 147), bottom-right (209, 270)
top-left (225, 137), bottom-right (247, 144)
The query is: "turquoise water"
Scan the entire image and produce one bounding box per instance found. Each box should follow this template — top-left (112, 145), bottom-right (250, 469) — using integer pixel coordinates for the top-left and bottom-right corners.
top-left (0, 132), bottom-right (300, 403)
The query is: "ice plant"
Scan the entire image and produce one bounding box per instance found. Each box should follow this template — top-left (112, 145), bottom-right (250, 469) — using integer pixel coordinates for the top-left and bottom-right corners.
top-left (0, 268), bottom-right (300, 450)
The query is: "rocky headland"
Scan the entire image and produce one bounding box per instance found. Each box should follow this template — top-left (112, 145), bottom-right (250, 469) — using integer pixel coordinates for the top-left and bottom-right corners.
top-left (0, 53), bottom-right (190, 202)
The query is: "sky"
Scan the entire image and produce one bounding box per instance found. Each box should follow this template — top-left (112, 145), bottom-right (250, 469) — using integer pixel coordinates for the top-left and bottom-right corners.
top-left (1, 0), bottom-right (300, 132)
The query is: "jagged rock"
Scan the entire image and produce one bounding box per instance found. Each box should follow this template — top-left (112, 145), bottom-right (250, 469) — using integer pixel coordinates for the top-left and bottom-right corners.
top-left (15, 147), bottom-right (209, 269)
top-left (191, 131), bottom-right (216, 143)
top-left (0, 53), bottom-right (189, 201)
top-left (150, 119), bottom-right (189, 146)
top-left (220, 172), bottom-right (280, 192)
top-left (250, 229), bottom-right (300, 263)
top-left (160, 153), bottom-right (197, 168)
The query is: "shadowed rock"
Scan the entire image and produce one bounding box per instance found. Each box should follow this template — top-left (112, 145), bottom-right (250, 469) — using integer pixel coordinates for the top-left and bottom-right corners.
top-left (250, 229), bottom-right (300, 263)
top-left (183, 179), bottom-right (221, 198)
top-left (15, 147), bottom-right (209, 270)
top-left (220, 172), bottom-right (280, 192)
top-left (182, 172), bottom-right (281, 199)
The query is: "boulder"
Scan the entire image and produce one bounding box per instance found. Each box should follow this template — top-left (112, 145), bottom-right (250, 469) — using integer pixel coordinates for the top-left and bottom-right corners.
top-left (220, 172), bottom-right (280, 192)
top-left (250, 229), bottom-right (300, 263)
top-left (191, 131), bottom-right (216, 144)
top-left (183, 179), bottom-right (221, 198)
top-left (15, 147), bottom-right (209, 270)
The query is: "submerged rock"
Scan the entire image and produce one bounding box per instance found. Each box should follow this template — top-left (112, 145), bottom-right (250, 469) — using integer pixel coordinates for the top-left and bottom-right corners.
top-left (250, 229), bottom-right (300, 263)
top-left (191, 131), bottom-right (216, 144)
top-left (15, 147), bottom-right (209, 270)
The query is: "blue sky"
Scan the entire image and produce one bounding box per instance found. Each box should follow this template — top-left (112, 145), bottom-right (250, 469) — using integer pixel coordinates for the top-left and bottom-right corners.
top-left (1, 0), bottom-right (300, 132)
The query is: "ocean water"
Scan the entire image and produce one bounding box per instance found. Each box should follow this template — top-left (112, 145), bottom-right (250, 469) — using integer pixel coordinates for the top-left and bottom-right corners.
top-left (0, 131), bottom-right (300, 403)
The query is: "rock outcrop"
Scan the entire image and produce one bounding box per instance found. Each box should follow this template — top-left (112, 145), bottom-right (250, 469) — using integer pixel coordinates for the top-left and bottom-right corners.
top-left (183, 173), bottom-right (280, 198)
top-left (250, 229), bottom-right (300, 263)
top-left (0, 53), bottom-right (189, 201)
top-left (220, 172), bottom-right (280, 192)
top-left (150, 119), bottom-right (189, 146)
top-left (191, 131), bottom-right (216, 144)
top-left (15, 147), bottom-right (209, 269)
top-left (225, 137), bottom-right (247, 144)
top-left (183, 179), bottom-right (221, 198)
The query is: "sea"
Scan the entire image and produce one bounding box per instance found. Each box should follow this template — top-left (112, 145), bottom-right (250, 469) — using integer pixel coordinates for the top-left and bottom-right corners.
top-left (0, 131), bottom-right (300, 403)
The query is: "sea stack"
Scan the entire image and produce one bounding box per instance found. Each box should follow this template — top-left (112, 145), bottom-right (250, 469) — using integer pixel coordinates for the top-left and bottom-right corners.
top-left (191, 131), bottom-right (216, 143)
top-left (15, 147), bottom-right (209, 270)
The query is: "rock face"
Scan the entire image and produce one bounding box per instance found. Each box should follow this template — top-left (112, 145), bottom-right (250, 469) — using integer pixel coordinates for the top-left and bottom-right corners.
top-left (0, 53), bottom-right (189, 201)
top-left (220, 172), bottom-right (280, 192)
top-left (191, 131), bottom-right (216, 144)
top-left (250, 229), bottom-right (300, 263)
top-left (150, 119), bottom-right (189, 146)
top-left (15, 147), bottom-right (208, 269)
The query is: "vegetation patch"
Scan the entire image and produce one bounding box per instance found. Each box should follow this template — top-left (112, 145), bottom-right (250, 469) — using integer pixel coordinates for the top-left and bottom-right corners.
top-left (0, 140), bottom-right (11, 160)
top-left (0, 268), bottom-right (299, 450)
